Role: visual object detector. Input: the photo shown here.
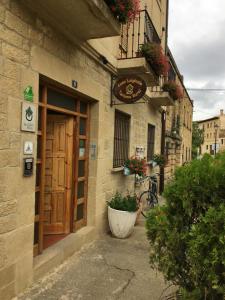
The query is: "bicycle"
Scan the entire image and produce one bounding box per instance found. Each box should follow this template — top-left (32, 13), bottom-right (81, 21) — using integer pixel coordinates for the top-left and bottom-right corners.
top-left (137, 174), bottom-right (159, 218)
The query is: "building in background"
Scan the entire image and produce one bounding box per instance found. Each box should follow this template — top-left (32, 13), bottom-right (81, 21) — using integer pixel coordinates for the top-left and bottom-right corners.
top-left (0, 0), bottom-right (192, 298)
top-left (198, 109), bottom-right (225, 155)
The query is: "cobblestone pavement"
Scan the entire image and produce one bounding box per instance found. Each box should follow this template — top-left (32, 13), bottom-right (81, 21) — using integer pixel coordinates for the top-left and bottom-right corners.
top-left (17, 224), bottom-right (173, 300)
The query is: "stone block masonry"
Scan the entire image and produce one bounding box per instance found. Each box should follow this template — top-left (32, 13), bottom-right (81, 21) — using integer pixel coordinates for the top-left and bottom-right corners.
top-left (0, 1), bottom-right (163, 299)
top-left (0, 1), bottom-right (35, 298)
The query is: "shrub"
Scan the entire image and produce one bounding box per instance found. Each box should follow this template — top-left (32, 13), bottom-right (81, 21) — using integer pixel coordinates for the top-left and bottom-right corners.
top-left (107, 192), bottom-right (138, 212)
top-left (186, 204), bottom-right (225, 299)
top-left (140, 43), bottom-right (169, 76)
top-left (105, 0), bottom-right (140, 23)
top-left (146, 153), bottom-right (225, 299)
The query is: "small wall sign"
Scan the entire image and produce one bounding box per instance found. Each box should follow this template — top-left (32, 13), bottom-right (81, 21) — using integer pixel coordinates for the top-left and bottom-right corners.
top-left (24, 141), bottom-right (33, 155)
top-left (113, 75), bottom-right (147, 104)
top-left (90, 143), bottom-right (97, 160)
top-left (23, 158), bottom-right (34, 177)
top-left (135, 146), bottom-right (145, 159)
top-left (24, 86), bottom-right (34, 102)
top-left (21, 102), bottom-right (36, 132)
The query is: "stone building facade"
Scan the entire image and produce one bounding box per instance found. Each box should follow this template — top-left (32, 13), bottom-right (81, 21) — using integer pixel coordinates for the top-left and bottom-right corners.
top-left (0, 0), bottom-right (191, 298)
top-left (164, 50), bottom-right (193, 183)
top-left (198, 109), bottom-right (225, 155)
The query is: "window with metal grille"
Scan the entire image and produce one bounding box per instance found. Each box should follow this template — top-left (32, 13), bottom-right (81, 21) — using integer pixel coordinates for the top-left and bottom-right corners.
top-left (168, 63), bottom-right (176, 82)
top-left (113, 110), bottom-right (130, 168)
top-left (210, 145), bottom-right (214, 155)
top-left (147, 124), bottom-right (155, 161)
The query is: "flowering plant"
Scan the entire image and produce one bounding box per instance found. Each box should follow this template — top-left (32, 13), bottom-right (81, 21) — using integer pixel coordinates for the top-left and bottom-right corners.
top-left (105, 0), bottom-right (140, 23)
top-left (162, 81), bottom-right (183, 100)
top-left (140, 43), bottom-right (169, 76)
top-left (152, 154), bottom-right (166, 167)
top-left (124, 156), bottom-right (147, 177)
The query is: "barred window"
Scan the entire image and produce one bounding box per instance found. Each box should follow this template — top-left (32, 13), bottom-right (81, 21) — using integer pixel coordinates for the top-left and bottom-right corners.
top-left (210, 145), bottom-right (214, 155)
top-left (113, 110), bottom-right (130, 168)
top-left (147, 124), bottom-right (155, 161)
top-left (168, 63), bottom-right (176, 81)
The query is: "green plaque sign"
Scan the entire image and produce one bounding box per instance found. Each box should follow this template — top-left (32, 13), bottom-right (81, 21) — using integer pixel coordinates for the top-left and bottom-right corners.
top-left (24, 86), bottom-right (34, 102)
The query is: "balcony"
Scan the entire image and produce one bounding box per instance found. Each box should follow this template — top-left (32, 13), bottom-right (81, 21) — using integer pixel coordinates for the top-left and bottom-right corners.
top-left (22, 0), bottom-right (120, 41)
top-left (166, 130), bottom-right (182, 147)
top-left (117, 9), bottom-right (161, 86)
top-left (145, 79), bottom-right (175, 106)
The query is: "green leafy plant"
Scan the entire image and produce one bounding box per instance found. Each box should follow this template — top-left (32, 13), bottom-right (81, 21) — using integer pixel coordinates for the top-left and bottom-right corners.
top-left (107, 192), bottom-right (138, 212)
top-left (140, 43), bottom-right (169, 76)
top-left (152, 154), bottom-right (166, 166)
top-left (186, 204), bottom-right (225, 299)
top-left (162, 81), bottom-right (183, 100)
top-left (124, 156), bottom-right (147, 177)
top-left (105, 0), bottom-right (140, 23)
top-left (146, 153), bottom-right (225, 299)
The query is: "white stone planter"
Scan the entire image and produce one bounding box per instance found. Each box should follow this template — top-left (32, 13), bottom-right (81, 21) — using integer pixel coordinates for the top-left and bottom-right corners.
top-left (108, 206), bottom-right (137, 239)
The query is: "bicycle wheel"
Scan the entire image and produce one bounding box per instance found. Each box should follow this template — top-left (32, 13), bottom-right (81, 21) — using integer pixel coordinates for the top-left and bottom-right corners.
top-left (139, 191), bottom-right (158, 218)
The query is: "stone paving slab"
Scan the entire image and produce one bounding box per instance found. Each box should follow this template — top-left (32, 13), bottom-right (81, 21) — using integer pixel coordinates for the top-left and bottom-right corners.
top-left (17, 225), bottom-right (174, 300)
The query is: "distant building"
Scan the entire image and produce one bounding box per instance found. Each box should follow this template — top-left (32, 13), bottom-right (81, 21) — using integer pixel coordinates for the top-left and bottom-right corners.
top-left (197, 110), bottom-right (225, 155)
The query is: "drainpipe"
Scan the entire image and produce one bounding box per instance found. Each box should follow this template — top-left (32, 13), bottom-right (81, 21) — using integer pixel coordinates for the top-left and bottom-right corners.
top-left (165, 0), bottom-right (169, 52)
top-left (160, 110), bottom-right (166, 194)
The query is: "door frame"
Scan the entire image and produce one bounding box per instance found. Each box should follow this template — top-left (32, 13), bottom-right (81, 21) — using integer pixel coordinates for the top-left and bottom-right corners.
top-left (34, 80), bottom-right (90, 257)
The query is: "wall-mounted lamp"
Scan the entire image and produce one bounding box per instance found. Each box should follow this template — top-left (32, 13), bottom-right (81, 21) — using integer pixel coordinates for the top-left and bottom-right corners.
top-left (99, 55), bottom-right (108, 65)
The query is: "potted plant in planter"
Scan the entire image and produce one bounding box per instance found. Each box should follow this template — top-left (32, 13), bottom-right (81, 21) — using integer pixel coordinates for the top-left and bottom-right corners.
top-left (162, 81), bottom-right (183, 100)
top-left (107, 192), bottom-right (138, 238)
top-left (124, 156), bottom-right (147, 176)
top-left (152, 154), bottom-right (166, 167)
top-left (140, 42), bottom-right (169, 76)
top-left (104, 0), bottom-right (140, 24)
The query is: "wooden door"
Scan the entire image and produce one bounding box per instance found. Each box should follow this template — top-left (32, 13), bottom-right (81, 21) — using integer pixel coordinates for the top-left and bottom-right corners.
top-left (44, 115), bottom-right (73, 235)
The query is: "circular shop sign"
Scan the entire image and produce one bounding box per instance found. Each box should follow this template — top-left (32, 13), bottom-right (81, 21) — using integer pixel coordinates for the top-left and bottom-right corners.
top-left (113, 75), bottom-right (147, 104)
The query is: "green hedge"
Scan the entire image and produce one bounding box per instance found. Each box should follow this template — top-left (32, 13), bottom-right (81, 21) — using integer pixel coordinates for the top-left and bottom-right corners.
top-left (146, 153), bottom-right (225, 299)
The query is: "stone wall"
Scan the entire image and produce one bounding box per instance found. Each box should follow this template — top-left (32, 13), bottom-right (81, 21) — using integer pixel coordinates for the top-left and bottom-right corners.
top-left (180, 95), bottom-right (193, 163)
top-left (0, 0), bottom-right (162, 298)
top-left (164, 89), bottom-right (193, 183)
top-left (0, 1), bottom-right (39, 298)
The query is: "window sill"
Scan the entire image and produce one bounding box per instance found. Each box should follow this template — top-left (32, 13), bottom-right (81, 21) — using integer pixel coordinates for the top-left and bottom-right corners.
top-left (111, 167), bottom-right (124, 173)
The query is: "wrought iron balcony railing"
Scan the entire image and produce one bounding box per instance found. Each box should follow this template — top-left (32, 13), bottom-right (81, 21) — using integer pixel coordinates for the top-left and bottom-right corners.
top-left (119, 9), bottom-right (161, 59)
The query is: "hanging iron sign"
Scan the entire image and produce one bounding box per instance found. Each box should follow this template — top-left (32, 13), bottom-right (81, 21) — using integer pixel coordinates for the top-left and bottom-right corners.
top-left (113, 75), bottom-right (147, 104)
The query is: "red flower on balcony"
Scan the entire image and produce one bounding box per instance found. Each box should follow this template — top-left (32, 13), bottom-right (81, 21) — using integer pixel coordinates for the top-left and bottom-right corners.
top-left (140, 43), bottom-right (169, 77)
top-left (111, 5), bottom-right (116, 12)
top-left (124, 156), bottom-right (147, 177)
top-left (105, 0), bottom-right (140, 23)
top-left (162, 81), bottom-right (184, 100)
